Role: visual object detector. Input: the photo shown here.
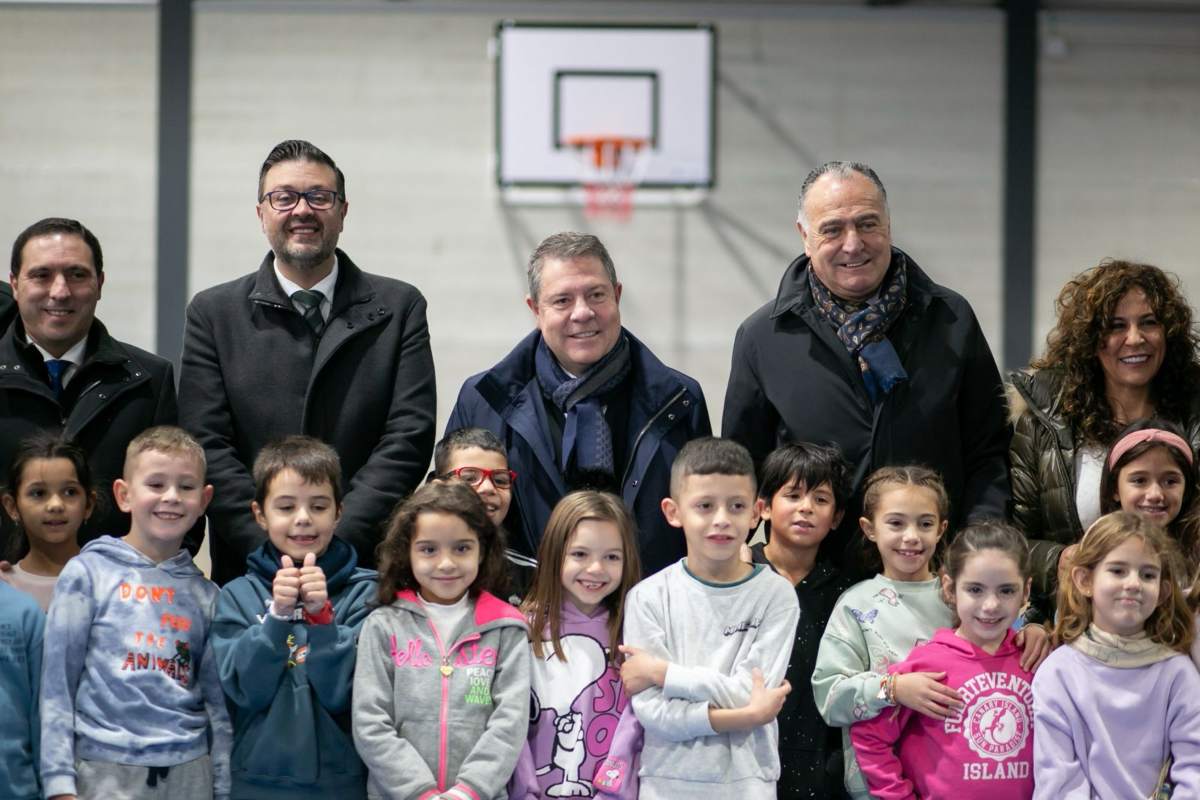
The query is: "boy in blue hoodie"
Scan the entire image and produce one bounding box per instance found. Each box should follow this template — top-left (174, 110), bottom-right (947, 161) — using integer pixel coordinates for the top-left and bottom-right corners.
top-left (41, 426), bottom-right (231, 800)
top-left (212, 435), bottom-right (376, 799)
top-left (0, 580), bottom-right (43, 800)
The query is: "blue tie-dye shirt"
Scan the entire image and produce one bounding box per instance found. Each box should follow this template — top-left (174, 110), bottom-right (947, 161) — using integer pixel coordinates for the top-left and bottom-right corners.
top-left (40, 536), bottom-right (232, 798)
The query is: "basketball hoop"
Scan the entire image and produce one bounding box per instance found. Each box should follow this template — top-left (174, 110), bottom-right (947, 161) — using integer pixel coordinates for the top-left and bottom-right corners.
top-left (565, 135), bottom-right (651, 221)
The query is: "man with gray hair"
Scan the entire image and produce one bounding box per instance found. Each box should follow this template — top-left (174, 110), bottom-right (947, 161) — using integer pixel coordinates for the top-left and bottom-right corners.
top-left (447, 231), bottom-right (710, 575)
top-left (723, 161), bottom-right (1009, 570)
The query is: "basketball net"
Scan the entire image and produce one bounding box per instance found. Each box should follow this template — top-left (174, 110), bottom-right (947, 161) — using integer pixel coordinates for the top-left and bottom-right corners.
top-left (567, 136), bottom-right (650, 221)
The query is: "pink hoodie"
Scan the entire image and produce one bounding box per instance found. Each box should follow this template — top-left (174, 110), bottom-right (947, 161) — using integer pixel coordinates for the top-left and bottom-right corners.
top-left (850, 628), bottom-right (1034, 800)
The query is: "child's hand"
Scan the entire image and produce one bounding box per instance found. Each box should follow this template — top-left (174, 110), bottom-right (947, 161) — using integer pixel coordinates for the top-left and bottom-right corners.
top-left (1015, 623), bottom-right (1052, 672)
top-left (272, 555), bottom-right (302, 616)
top-left (617, 645), bottom-right (667, 695)
top-left (745, 666), bottom-right (790, 726)
top-left (298, 552), bottom-right (328, 614)
top-left (893, 671), bottom-right (962, 720)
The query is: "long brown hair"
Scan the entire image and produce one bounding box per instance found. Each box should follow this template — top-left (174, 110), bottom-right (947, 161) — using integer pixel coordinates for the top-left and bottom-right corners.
top-left (375, 482), bottom-right (508, 605)
top-left (1031, 260), bottom-right (1200, 446)
top-left (1053, 511), bottom-right (1193, 652)
top-left (522, 491), bottom-right (641, 664)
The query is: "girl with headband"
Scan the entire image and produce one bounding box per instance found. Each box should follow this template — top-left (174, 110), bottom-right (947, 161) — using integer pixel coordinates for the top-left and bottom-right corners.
top-left (1098, 418), bottom-right (1200, 584)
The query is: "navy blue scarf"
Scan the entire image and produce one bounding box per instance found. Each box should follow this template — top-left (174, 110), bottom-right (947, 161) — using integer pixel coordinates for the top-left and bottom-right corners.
top-left (535, 333), bottom-right (632, 478)
top-left (809, 255), bottom-right (909, 403)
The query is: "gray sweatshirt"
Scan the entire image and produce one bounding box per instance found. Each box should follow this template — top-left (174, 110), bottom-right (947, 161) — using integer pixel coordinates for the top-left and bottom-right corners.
top-left (352, 589), bottom-right (530, 800)
top-left (623, 560), bottom-right (800, 800)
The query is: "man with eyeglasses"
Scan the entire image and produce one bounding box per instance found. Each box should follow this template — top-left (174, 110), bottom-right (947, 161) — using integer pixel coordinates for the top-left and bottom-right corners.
top-left (447, 231), bottom-right (711, 576)
top-left (179, 139), bottom-right (435, 585)
top-left (0, 217), bottom-right (182, 562)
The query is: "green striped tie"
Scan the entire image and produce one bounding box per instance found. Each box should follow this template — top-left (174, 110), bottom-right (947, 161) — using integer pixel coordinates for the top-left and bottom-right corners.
top-left (292, 289), bottom-right (325, 336)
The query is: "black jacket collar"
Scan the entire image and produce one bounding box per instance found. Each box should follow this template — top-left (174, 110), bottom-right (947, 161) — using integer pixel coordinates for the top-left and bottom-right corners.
top-left (247, 248), bottom-right (375, 318)
top-left (769, 246), bottom-right (935, 320)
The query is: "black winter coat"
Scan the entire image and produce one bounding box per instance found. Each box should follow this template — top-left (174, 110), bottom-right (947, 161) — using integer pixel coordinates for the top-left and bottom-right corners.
top-left (0, 319), bottom-right (179, 557)
top-left (722, 249), bottom-right (1011, 569)
top-left (179, 250), bottom-right (436, 584)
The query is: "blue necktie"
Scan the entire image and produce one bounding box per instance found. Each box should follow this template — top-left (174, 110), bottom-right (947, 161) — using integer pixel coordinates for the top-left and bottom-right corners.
top-left (292, 289), bottom-right (326, 336)
top-left (45, 359), bottom-right (69, 400)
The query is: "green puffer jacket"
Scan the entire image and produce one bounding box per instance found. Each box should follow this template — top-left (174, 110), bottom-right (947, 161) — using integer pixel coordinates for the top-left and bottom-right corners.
top-left (1008, 368), bottom-right (1200, 622)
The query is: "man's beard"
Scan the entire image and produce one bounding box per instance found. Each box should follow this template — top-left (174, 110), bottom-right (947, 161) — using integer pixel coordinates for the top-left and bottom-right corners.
top-left (281, 239), bottom-right (335, 271)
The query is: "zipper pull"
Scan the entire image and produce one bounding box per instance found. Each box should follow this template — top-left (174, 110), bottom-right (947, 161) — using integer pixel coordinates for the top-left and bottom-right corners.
top-left (440, 657), bottom-right (453, 677)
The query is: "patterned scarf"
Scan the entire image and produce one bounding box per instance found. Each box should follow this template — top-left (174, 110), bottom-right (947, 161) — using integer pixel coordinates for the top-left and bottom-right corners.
top-left (809, 253), bottom-right (909, 403)
top-left (1068, 624), bottom-right (1179, 668)
top-left (535, 333), bottom-right (632, 479)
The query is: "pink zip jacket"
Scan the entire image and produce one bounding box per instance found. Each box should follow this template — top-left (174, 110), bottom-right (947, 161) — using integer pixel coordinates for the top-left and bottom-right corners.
top-left (353, 590), bottom-right (531, 800)
top-left (850, 628), bottom-right (1034, 800)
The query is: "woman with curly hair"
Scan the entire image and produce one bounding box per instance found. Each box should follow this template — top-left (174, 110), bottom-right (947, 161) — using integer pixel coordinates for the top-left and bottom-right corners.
top-left (1008, 259), bottom-right (1200, 622)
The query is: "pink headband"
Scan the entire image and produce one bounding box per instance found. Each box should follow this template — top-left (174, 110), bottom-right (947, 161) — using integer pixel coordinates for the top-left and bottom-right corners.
top-left (1107, 428), bottom-right (1194, 470)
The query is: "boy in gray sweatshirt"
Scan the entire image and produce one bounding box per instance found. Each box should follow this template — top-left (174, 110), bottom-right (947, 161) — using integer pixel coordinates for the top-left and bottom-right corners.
top-left (617, 437), bottom-right (800, 800)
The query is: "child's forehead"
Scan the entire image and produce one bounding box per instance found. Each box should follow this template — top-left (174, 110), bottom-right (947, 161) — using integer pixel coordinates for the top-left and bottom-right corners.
top-left (773, 476), bottom-right (833, 496)
top-left (878, 482), bottom-right (939, 509)
top-left (128, 448), bottom-right (204, 478)
top-left (958, 548), bottom-right (1024, 579)
top-left (445, 445), bottom-right (507, 470)
top-left (413, 510), bottom-right (479, 541)
top-left (678, 471), bottom-right (755, 498)
top-left (266, 467), bottom-right (335, 497)
top-left (1100, 535), bottom-right (1161, 566)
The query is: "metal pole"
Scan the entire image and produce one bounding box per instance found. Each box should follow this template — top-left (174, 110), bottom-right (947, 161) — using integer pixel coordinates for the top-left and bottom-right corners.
top-left (156, 0), bottom-right (192, 368)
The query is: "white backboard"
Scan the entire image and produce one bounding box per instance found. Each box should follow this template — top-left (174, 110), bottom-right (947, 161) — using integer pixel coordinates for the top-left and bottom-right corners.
top-left (495, 22), bottom-right (716, 196)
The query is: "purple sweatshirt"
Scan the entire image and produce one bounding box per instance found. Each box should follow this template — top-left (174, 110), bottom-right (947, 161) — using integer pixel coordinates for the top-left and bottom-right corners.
top-left (508, 601), bottom-right (641, 800)
top-left (1032, 644), bottom-right (1200, 798)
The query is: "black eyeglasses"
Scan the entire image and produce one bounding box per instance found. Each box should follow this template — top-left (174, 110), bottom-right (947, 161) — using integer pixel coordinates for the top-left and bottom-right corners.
top-left (260, 189), bottom-right (341, 212)
top-left (440, 466), bottom-right (517, 489)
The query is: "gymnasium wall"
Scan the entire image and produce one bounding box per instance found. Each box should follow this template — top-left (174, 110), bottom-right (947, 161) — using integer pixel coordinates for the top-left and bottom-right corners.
top-left (1, 3), bottom-right (1198, 439)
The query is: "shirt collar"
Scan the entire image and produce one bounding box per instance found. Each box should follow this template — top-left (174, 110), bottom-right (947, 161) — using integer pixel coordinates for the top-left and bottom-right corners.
top-left (273, 256), bottom-right (339, 302)
top-left (25, 331), bottom-right (88, 366)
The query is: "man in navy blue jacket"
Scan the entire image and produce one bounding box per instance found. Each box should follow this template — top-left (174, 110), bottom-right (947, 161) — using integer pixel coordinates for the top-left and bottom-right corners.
top-left (447, 232), bottom-right (710, 576)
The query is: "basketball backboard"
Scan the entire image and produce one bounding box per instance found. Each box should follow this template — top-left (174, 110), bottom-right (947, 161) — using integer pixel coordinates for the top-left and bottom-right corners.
top-left (494, 22), bottom-right (716, 206)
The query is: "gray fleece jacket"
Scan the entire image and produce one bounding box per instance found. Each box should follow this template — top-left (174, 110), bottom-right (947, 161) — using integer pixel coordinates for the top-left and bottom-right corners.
top-left (352, 589), bottom-right (530, 800)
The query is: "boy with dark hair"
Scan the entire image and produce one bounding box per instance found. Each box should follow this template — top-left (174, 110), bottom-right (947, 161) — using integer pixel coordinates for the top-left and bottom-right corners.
top-left (616, 437), bottom-right (800, 799)
top-left (432, 427), bottom-right (537, 603)
top-left (41, 426), bottom-right (230, 800)
top-left (212, 435), bottom-right (376, 799)
top-left (750, 442), bottom-right (854, 798)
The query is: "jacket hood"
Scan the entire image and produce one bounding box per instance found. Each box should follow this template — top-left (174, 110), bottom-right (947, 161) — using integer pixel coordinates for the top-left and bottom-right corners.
top-left (559, 598), bottom-right (611, 625)
top-left (394, 588), bottom-right (527, 630)
top-left (925, 626), bottom-right (1021, 660)
top-left (1006, 367), bottom-right (1067, 430)
top-left (244, 535), bottom-right (367, 592)
top-left (80, 535), bottom-right (203, 579)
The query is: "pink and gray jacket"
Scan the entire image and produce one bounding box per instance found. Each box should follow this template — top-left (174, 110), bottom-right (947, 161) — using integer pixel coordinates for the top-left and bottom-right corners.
top-left (352, 589), bottom-right (531, 800)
